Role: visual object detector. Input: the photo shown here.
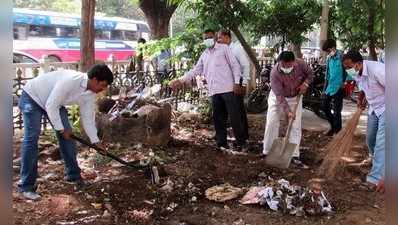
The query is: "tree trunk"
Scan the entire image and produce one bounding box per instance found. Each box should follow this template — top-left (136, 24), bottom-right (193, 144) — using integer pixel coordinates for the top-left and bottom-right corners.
top-left (367, 3), bottom-right (377, 61)
top-left (139, 0), bottom-right (177, 39)
top-left (292, 43), bottom-right (303, 59)
top-left (230, 26), bottom-right (260, 76)
top-left (319, 0), bottom-right (330, 62)
top-left (80, 0), bottom-right (95, 72)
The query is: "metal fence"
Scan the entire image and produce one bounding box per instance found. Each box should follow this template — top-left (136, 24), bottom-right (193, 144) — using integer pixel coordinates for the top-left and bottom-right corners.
top-left (12, 59), bottom-right (205, 131)
top-left (12, 56), bottom-right (321, 131)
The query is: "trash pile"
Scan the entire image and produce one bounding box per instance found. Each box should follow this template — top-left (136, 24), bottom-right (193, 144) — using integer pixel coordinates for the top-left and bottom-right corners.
top-left (96, 84), bottom-right (172, 146)
top-left (105, 84), bottom-right (167, 120)
top-left (239, 178), bottom-right (333, 216)
top-left (204, 178), bottom-right (333, 217)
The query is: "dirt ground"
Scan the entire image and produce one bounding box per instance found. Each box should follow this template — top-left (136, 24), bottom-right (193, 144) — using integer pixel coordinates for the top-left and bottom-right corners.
top-left (12, 113), bottom-right (385, 225)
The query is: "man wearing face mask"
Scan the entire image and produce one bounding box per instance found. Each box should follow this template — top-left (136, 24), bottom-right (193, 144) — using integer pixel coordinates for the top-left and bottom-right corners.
top-left (321, 39), bottom-right (346, 136)
top-left (342, 50), bottom-right (385, 193)
top-left (262, 51), bottom-right (313, 168)
top-left (169, 29), bottom-right (245, 151)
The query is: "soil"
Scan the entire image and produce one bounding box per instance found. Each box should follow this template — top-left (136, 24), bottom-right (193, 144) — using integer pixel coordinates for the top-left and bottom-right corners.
top-left (13, 114), bottom-right (385, 225)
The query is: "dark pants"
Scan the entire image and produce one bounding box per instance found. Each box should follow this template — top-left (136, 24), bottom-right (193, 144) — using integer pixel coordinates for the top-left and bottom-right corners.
top-left (236, 95), bottom-right (249, 141)
top-left (322, 88), bottom-right (344, 133)
top-left (211, 92), bottom-right (246, 147)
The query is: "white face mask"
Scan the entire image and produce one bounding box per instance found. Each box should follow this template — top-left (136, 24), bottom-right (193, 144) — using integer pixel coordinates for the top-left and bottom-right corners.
top-left (280, 66), bottom-right (293, 74)
top-left (329, 50), bottom-right (336, 57)
top-left (203, 38), bottom-right (215, 48)
top-left (346, 67), bottom-right (359, 79)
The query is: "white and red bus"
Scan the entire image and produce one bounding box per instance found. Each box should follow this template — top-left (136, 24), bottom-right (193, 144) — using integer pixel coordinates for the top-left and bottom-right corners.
top-left (13, 8), bottom-right (150, 62)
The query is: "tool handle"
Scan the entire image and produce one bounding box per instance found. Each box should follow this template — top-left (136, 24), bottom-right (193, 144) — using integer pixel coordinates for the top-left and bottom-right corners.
top-left (282, 94), bottom-right (302, 148)
top-left (71, 134), bottom-right (130, 166)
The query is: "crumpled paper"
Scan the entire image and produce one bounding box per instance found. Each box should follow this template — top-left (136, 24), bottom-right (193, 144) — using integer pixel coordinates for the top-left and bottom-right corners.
top-left (239, 179), bottom-right (333, 216)
top-left (205, 183), bottom-right (243, 202)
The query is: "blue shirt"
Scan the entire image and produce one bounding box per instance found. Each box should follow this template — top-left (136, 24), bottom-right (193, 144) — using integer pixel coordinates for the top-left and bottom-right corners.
top-left (325, 50), bottom-right (344, 95)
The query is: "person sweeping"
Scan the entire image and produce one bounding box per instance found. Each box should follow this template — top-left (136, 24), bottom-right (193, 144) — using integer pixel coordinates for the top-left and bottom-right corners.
top-left (342, 50), bottom-right (385, 193)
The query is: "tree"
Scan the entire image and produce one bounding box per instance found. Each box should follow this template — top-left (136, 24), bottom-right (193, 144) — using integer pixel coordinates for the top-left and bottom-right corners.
top-left (96, 0), bottom-right (145, 20)
top-left (319, 0), bottom-right (330, 60)
top-left (80, 0), bottom-right (95, 72)
top-left (246, 0), bottom-right (321, 58)
top-left (138, 0), bottom-right (178, 39)
top-left (14, 0), bottom-right (81, 13)
top-left (329, 0), bottom-right (385, 60)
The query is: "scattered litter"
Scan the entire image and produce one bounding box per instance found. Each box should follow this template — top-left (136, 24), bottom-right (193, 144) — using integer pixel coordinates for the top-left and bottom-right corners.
top-left (205, 183), bottom-right (243, 202)
top-left (56, 215), bottom-right (101, 225)
top-left (102, 210), bottom-right (111, 218)
top-left (76, 210), bottom-right (89, 215)
top-left (166, 202), bottom-right (178, 212)
top-left (91, 203), bottom-right (102, 210)
top-left (143, 200), bottom-right (155, 205)
top-left (160, 178), bottom-right (174, 193)
top-left (239, 178), bottom-right (333, 216)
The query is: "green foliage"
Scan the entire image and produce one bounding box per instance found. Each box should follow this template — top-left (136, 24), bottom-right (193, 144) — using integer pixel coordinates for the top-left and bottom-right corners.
top-left (14, 0), bottom-right (81, 13)
top-left (246, 0), bottom-right (321, 47)
top-left (96, 0), bottom-right (145, 20)
top-left (329, 0), bottom-right (385, 50)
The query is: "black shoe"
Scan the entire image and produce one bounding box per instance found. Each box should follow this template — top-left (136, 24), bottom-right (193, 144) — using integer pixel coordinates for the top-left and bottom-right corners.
top-left (66, 178), bottom-right (91, 191)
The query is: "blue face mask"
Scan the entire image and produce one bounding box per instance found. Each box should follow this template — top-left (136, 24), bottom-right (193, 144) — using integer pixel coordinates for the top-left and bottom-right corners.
top-left (346, 68), bottom-right (359, 79)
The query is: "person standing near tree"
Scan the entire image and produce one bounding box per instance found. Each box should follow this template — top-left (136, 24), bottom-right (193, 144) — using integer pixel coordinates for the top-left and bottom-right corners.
top-left (217, 29), bottom-right (250, 144)
top-left (169, 29), bottom-right (247, 151)
top-left (18, 64), bottom-right (113, 200)
top-left (321, 39), bottom-right (346, 136)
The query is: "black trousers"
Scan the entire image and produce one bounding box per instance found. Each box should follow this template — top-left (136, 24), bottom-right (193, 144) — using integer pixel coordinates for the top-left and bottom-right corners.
top-left (211, 92), bottom-right (246, 147)
top-left (322, 88), bottom-right (344, 133)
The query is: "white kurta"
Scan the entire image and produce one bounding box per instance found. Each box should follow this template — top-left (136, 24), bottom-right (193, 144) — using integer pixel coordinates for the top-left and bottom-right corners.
top-left (263, 91), bottom-right (303, 157)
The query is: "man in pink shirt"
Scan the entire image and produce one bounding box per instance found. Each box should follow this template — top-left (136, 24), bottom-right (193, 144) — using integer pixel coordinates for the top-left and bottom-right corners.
top-left (170, 29), bottom-right (246, 150)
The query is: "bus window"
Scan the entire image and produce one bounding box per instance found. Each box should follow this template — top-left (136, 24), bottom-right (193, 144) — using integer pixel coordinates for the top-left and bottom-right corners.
top-left (29, 25), bottom-right (56, 37)
top-left (95, 29), bottom-right (110, 40)
top-left (56, 27), bottom-right (79, 38)
top-left (13, 25), bottom-right (28, 40)
top-left (124, 30), bottom-right (138, 41)
top-left (111, 30), bottom-right (123, 40)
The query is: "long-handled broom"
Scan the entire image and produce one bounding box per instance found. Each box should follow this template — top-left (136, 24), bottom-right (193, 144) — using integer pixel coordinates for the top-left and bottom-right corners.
top-left (317, 108), bottom-right (364, 178)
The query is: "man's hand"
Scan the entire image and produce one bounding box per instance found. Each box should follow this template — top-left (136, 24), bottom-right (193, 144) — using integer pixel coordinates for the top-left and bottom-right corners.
top-left (169, 79), bottom-right (183, 91)
top-left (61, 129), bottom-right (73, 140)
top-left (94, 142), bottom-right (108, 153)
top-left (297, 82), bottom-right (309, 94)
top-left (287, 111), bottom-right (296, 121)
top-left (376, 178), bottom-right (385, 194)
top-left (357, 91), bottom-right (367, 110)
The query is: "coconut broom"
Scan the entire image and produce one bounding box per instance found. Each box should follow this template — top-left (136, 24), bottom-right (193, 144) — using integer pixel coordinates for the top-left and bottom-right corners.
top-left (317, 108), bottom-right (364, 178)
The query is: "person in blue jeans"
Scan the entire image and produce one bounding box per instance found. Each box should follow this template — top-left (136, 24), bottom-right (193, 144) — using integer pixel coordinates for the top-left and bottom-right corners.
top-left (342, 50), bottom-right (385, 193)
top-left (18, 64), bottom-right (113, 200)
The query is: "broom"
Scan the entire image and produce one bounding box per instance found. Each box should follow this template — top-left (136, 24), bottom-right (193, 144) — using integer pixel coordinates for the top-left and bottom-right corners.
top-left (317, 108), bottom-right (363, 178)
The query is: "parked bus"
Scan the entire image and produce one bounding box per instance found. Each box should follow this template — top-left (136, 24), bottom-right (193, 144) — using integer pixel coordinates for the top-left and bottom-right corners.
top-left (13, 8), bottom-right (150, 62)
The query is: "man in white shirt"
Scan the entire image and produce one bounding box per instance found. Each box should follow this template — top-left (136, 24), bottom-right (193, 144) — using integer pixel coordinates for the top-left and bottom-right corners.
top-left (18, 64), bottom-right (113, 200)
top-left (217, 29), bottom-right (250, 146)
top-left (342, 50), bottom-right (385, 193)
